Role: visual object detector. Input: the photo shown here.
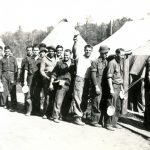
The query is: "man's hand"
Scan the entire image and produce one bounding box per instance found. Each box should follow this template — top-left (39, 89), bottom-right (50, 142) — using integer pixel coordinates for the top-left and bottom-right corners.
top-left (45, 76), bottom-right (50, 80)
top-left (73, 34), bottom-right (79, 42)
top-left (49, 84), bottom-right (54, 91)
top-left (110, 89), bottom-right (115, 96)
top-left (95, 85), bottom-right (101, 95)
top-left (24, 81), bottom-right (27, 86)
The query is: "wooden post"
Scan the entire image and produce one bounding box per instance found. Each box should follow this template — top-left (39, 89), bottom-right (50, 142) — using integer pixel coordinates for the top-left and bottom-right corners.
top-left (122, 56), bottom-right (129, 115)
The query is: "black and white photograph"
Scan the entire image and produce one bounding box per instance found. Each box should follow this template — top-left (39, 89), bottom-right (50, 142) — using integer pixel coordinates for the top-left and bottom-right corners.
top-left (0, 0), bottom-right (150, 150)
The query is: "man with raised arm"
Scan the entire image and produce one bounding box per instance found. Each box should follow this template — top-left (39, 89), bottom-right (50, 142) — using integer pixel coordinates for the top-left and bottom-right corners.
top-left (70, 35), bottom-right (93, 126)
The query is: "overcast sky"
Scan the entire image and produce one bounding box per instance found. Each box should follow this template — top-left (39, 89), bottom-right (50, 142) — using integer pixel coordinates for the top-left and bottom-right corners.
top-left (0, 0), bottom-right (150, 33)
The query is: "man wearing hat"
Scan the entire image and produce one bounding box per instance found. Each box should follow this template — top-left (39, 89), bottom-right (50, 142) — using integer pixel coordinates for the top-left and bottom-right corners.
top-left (90, 45), bottom-right (110, 128)
top-left (40, 46), bottom-right (57, 119)
top-left (39, 43), bottom-right (48, 58)
top-left (107, 48), bottom-right (125, 129)
top-left (144, 56), bottom-right (150, 131)
top-left (39, 43), bottom-right (48, 110)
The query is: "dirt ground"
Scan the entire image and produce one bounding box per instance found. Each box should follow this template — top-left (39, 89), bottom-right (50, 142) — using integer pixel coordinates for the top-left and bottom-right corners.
top-left (0, 93), bottom-right (150, 150)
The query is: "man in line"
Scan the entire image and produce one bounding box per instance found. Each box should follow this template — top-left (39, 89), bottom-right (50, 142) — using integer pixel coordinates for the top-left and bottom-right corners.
top-left (0, 46), bottom-right (18, 111)
top-left (40, 46), bottom-right (57, 119)
top-left (0, 46), bottom-right (4, 106)
top-left (20, 46), bottom-right (33, 85)
top-left (20, 46), bottom-right (33, 111)
top-left (39, 43), bottom-right (48, 59)
top-left (49, 49), bottom-right (76, 123)
top-left (106, 48), bottom-right (125, 129)
top-left (144, 56), bottom-right (150, 131)
top-left (38, 43), bottom-right (48, 111)
top-left (90, 45), bottom-right (110, 128)
top-left (70, 35), bottom-right (93, 126)
top-left (24, 44), bottom-right (42, 116)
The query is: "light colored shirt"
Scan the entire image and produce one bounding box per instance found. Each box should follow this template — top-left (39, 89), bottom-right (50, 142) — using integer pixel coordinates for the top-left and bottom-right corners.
top-left (76, 55), bottom-right (92, 79)
top-left (40, 56), bottom-right (57, 78)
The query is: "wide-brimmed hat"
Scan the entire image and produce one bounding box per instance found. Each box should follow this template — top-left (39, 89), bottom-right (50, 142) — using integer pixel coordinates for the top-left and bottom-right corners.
top-left (39, 47), bottom-right (48, 53)
top-left (99, 45), bottom-right (110, 53)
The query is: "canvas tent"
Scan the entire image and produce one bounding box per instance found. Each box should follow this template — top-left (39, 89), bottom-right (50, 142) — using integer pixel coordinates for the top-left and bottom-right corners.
top-left (42, 19), bottom-right (87, 57)
top-left (92, 19), bottom-right (150, 58)
top-left (93, 19), bottom-right (150, 114)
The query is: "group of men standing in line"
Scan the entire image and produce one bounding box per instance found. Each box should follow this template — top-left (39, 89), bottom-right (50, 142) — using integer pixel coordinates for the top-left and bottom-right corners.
top-left (0, 35), bottom-right (150, 131)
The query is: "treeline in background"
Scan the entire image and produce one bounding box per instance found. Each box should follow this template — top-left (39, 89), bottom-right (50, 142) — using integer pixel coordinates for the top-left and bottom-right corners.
top-left (0, 17), bottom-right (132, 58)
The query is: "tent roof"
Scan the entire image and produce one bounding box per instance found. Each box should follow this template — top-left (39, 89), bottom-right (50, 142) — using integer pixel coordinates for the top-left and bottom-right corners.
top-left (42, 19), bottom-right (86, 57)
top-left (93, 19), bottom-right (150, 58)
top-left (132, 40), bottom-right (150, 55)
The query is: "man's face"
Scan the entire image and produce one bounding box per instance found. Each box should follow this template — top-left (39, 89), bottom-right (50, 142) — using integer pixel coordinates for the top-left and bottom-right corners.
top-left (33, 47), bottom-right (39, 56)
top-left (48, 49), bottom-right (55, 58)
top-left (4, 49), bottom-right (11, 57)
top-left (26, 47), bottom-right (32, 56)
top-left (64, 51), bottom-right (71, 61)
top-left (116, 51), bottom-right (125, 60)
top-left (40, 51), bottom-right (46, 58)
top-left (84, 47), bottom-right (92, 58)
top-left (56, 48), bottom-right (63, 57)
top-left (100, 52), bottom-right (108, 60)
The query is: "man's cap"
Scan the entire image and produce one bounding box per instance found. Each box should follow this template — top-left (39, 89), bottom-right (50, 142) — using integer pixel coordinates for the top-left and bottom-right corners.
top-left (39, 47), bottom-right (48, 53)
top-left (115, 48), bottom-right (125, 54)
top-left (46, 46), bottom-right (55, 51)
top-left (99, 45), bottom-right (110, 53)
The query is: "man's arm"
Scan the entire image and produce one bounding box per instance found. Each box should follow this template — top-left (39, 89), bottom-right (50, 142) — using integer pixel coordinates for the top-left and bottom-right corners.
top-left (40, 58), bottom-right (50, 80)
top-left (108, 78), bottom-right (114, 94)
top-left (91, 61), bottom-right (101, 95)
top-left (24, 70), bottom-right (28, 85)
top-left (49, 62), bottom-right (59, 90)
top-left (107, 62), bottom-right (115, 95)
top-left (24, 60), bottom-right (29, 86)
top-left (14, 57), bottom-right (18, 81)
top-left (72, 35), bottom-right (79, 59)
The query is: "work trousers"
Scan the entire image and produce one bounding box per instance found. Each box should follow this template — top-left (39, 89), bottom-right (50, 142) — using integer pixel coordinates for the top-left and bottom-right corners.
top-left (31, 73), bottom-right (42, 114)
top-left (52, 85), bottom-right (69, 119)
top-left (91, 84), bottom-right (102, 124)
top-left (71, 76), bottom-right (90, 118)
top-left (42, 77), bottom-right (54, 117)
top-left (1, 72), bottom-right (17, 109)
top-left (105, 84), bottom-right (122, 127)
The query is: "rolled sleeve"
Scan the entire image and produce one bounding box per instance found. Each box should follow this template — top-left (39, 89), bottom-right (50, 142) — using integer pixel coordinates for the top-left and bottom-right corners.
top-left (91, 61), bottom-right (97, 72)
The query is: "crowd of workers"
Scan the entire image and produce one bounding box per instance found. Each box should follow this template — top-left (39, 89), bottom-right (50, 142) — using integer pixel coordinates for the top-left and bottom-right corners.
top-left (0, 35), bottom-right (149, 132)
